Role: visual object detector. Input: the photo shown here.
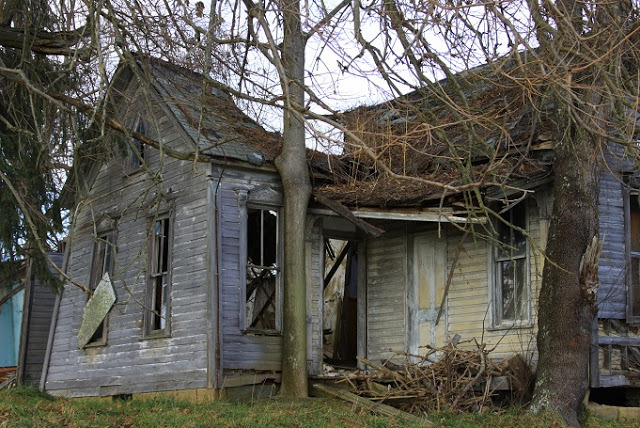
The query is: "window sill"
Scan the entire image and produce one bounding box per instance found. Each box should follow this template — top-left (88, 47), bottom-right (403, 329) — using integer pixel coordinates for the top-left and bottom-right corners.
top-left (140, 331), bottom-right (171, 340)
top-left (487, 321), bottom-right (533, 332)
top-left (125, 166), bottom-right (145, 177)
top-left (242, 329), bottom-right (281, 336)
top-left (83, 340), bottom-right (107, 348)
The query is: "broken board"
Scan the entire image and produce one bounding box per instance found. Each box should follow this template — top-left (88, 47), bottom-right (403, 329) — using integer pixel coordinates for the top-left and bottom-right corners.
top-left (77, 273), bottom-right (116, 348)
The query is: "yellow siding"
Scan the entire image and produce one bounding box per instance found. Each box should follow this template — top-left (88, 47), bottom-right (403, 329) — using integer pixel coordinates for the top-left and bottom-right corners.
top-left (426, 195), bottom-right (548, 363)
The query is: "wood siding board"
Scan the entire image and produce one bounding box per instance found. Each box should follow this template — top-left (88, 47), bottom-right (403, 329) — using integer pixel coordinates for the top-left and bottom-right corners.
top-left (366, 234), bottom-right (407, 362)
top-left (46, 101), bottom-right (213, 396)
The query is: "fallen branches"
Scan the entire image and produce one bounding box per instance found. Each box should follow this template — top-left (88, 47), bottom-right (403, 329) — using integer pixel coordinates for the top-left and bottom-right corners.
top-left (329, 342), bottom-right (532, 416)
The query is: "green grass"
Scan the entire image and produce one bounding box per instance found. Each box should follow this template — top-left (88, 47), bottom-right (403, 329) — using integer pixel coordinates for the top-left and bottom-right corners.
top-left (0, 387), bottom-right (638, 427)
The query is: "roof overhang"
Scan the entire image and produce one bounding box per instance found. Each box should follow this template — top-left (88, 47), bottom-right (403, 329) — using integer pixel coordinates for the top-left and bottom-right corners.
top-left (309, 206), bottom-right (485, 224)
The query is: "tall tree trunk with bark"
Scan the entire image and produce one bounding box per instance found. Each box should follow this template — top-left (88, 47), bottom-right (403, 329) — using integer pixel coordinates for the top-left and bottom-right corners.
top-left (529, 1), bottom-right (632, 425)
top-left (276, 0), bottom-right (311, 397)
top-left (531, 124), bottom-right (600, 426)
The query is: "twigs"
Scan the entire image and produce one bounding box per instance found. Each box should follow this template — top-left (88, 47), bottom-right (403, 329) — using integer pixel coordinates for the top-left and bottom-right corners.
top-left (335, 342), bottom-right (527, 415)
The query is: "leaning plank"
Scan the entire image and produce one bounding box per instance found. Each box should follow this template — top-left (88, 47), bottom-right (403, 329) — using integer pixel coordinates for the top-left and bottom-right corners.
top-left (314, 194), bottom-right (384, 237)
top-left (309, 383), bottom-right (432, 425)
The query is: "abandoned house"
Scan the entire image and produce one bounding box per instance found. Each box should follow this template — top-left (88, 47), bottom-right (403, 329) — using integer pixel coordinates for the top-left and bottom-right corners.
top-left (41, 54), bottom-right (640, 399)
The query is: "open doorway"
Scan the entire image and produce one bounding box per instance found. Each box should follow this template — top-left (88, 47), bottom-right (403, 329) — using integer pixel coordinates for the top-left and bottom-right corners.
top-left (323, 238), bottom-right (359, 368)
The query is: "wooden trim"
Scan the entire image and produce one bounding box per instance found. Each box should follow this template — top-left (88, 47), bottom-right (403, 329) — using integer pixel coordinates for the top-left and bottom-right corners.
top-left (214, 182), bottom-right (224, 386)
top-left (590, 318), bottom-right (600, 388)
top-left (623, 183), bottom-right (640, 323)
top-left (16, 259), bottom-right (32, 385)
top-left (314, 195), bottom-right (384, 237)
top-left (406, 233), bottom-right (418, 359)
top-left (489, 203), bottom-right (532, 327)
top-left (236, 188), bottom-right (249, 332)
top-left (597, 335), bottom-right (640, 346)
top-left (85, 230), bottom-right (116, 347)
top-left (206, 175), bottom-right (216, 389)
top-left (40, 243), bottom-right (71, 391)
top-left (144, 210), bottom-right (174, 337)
top-left (357, 240), bottom-right (367, 370)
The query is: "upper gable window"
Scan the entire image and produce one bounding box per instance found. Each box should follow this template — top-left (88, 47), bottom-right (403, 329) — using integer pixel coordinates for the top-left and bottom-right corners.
top-left (628, 189), bottom-right (640, 321)
top-left (125, 118), bottom-right (146, 171)
top-left (87, 231), bottom-right (115, 345)
top-left (245, 207), bottom-right (280, 332)
top-left (492, 203), bottom-right (530, 327)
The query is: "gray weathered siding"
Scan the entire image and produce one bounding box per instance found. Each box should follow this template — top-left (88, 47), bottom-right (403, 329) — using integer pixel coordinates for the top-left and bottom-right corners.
top-left (597, 141), bottom-right (636, 319)
top-left (45, 84), bottom-right (212, 397)
top-left (597, 171), bottom-right (627, 319)
top-left (307, 222), bottom-right (323, 375)
top-left (217, 170), bottom-right (283, 374)
top-left (366, 229), bottom-right (407, 363)
top-left (19, 253), bottom-right (61, 385)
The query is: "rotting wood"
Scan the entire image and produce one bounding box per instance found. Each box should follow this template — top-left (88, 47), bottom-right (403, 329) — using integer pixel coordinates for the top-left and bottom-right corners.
top-left (309, 383), bottom-right (432, 425)
top-left (330, 342), bottom-right (527, 415)
top-left (323, 241), bottom-right (353, 289)
top-left (314, 194), bottom-right (384, 237)
top-left (435, 231), bottom-right (468, 326)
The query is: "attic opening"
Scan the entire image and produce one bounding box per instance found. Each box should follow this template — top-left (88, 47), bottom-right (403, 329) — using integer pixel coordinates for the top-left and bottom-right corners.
top-left (323, 238), bottom-right (359, 368)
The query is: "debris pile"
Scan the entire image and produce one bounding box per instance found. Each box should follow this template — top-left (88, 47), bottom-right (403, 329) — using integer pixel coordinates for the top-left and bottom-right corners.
top-left (333, 342), bottom-right (533, 415)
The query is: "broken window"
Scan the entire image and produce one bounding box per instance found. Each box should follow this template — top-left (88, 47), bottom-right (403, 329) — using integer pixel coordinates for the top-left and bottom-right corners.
top-left (628, 190), bottom-right (640, 319)
top-left (146, 216), bottom-right (172, 334)
top-left (88, 232), bottom-right (114, 345)
top-left (245, 207), bottom-right (279, 332)
top-left (493, 203), bottom-right (529, 326)
top-left (125, 117), bottom-right (145, 171)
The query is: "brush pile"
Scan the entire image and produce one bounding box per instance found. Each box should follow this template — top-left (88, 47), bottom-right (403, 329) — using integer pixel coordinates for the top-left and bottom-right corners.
top-left (334, 342), bottom-right (533, 415)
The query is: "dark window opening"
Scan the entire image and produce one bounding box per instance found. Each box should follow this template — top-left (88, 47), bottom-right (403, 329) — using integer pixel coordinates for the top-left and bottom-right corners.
top-left (148, 217), bottom-right (171, 333)
top-left (630, 193), bottom-right (640, 317)
top-left (322, 238), bottom-right (358, 368)
top-left (494, 203), bottom-right (529, 325)
top-left (88, 232), bottom-right (114, 344)
top-left (246, 208), bottom-right (279, 331)
top-left (126, 119), bottom-right (146, 170)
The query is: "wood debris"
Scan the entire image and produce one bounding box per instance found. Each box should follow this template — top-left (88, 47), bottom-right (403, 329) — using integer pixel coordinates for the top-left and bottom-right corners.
top-left (330, 342), bottom-right (532, 416)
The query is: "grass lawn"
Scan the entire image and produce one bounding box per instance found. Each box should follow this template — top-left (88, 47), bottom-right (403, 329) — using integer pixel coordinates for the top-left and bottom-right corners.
top-left (0, 387), bottom-right (637, 427)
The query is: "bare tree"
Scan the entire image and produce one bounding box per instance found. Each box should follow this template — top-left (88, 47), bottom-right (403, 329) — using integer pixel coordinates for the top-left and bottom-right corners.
top-left (3, 0), bottom-right (640, 421)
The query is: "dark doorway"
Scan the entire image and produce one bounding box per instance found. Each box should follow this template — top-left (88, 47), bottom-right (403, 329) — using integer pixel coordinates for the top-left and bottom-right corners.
top-left (323, 239), bottom-right (359, 368)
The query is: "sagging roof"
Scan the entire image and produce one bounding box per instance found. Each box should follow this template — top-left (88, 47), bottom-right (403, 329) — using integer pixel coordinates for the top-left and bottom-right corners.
top-left (313, 56), bottom-right (556, 208)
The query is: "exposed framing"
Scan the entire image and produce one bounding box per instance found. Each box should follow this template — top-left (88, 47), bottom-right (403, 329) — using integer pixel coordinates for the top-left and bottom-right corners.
top-left (237, 187), bottom-right (283, 334)
top-left (320, 230), bottom-right (367, 369)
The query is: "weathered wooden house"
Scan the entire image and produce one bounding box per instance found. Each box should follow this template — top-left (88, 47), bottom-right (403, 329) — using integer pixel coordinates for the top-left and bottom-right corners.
top-left (42, 55), bottom-right (640, 399)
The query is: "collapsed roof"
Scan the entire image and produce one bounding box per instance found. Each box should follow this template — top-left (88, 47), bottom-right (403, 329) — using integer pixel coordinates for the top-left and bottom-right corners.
top-left (313, 57), bottom-right (556, 208)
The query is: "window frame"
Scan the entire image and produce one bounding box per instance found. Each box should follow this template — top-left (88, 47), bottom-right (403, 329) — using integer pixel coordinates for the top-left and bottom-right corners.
top-left (489, 203), bottom-right (532, 329)
top-left (237, 188), bottom-right (283, 335)
top-left (85, 229), bottom-right (116, 347)
top-left (144, 212), bottom-right (174, 338)
top-left (125, 116), bottom-right (146, 173)
top-left (625, 184), bottom-right (640, 324)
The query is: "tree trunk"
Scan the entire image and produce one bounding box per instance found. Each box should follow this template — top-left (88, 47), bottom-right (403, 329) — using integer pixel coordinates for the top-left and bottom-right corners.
top-left (276, 0), bottom-right (310, 398)
top-left (530, 127), bottom-right (600, 426)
